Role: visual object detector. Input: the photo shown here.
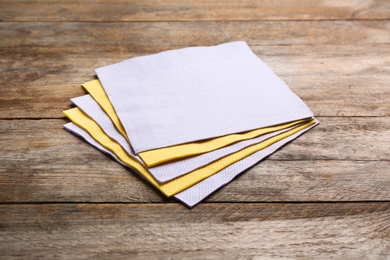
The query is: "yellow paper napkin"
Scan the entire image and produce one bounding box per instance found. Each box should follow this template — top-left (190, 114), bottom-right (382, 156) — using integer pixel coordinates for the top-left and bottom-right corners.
top-left (63, 107), bottom-right (316, 197)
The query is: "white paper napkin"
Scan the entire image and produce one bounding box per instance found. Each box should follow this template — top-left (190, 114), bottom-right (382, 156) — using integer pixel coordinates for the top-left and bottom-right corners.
top-left (72, 94), bottom-right (306, 183)
top-left (64, 121), bottom-right (318, 207)
top-left (96, 41), bottom-right (314, 153)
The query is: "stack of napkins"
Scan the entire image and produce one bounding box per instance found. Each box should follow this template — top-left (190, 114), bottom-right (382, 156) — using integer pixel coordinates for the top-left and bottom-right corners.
top-left (63, 41), bottom-right (318, 207)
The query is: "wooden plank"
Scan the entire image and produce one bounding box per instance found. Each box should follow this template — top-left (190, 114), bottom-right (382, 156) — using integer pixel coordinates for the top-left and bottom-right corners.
top-left (1, 118), bottom-right (389, 203)
top-left (0, 119), bottom-right (165, 203)
top-left (1, 157), bottom-right (389, 203)
top-left (2, 21), bottom-right (390, 49)
top-left (2, 118), bottom-right (389, 162)
top-left (1, 44), bottom-right (389, 118)
top-left (1, 0), bottom-right (390, 22)
top-left (1, 203), bottom-right (389, 259)
top-left (213, 160), bottom-right (390, 202)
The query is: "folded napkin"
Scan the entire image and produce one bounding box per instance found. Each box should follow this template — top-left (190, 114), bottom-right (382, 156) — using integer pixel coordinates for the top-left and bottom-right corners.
top-left (64, 120), bottom-right (318, 207)
top-left (63, 41), bottom-right (319, 207)
top-left (64, 107), bottom-right (316, 196)
top-left (72, 94), bottom-right (309, 183)
top-left (82, 79), bottom-right (312, 167)
top-left (96, 41), bottom-right (314, 153)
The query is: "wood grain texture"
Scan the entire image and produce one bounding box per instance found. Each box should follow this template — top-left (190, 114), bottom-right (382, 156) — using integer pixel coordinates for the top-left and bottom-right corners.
top-left (1, 0), bottom-right (390, 22)
top-left (1, 203), bottom-right (389, 259)
top-left (1, 118), bottom-right (389, 162)
top-left (1, 1), bottom-right (390, 258)
top-left (1, 118), bottom-right (389, 203)
top-left (1, 44), bottom-right (390, 118)
top-left (2, 21), bottom-right (390, 49)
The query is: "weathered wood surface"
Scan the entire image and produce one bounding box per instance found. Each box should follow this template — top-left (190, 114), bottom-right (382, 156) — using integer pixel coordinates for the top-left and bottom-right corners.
top-left (1, 0), bottom-right (390, 21)
top-left (1, 117), bottom-right (389, 203)
top-left (2, 21), bottom-right (390, 48)
top-left (1, 0), bottom-right (390, 258)
top-left (1, 44), bottom-right (390, 118)
top-left (1, 203), bottom-right (389, 259)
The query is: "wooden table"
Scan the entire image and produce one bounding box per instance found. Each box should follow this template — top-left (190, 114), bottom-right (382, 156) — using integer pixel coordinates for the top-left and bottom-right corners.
top-left (1, 1), bottom-right (389, 258)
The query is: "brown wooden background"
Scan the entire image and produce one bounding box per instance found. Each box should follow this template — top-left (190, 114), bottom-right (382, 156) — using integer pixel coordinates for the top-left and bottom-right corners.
top-left (1, 1), bottom-right (389, 258)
